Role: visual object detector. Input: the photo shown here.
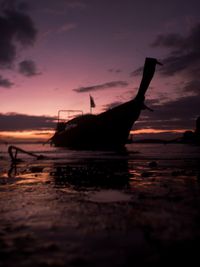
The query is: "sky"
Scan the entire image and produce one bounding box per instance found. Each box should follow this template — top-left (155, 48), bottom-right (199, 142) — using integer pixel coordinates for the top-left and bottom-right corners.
top-left (0, 0), bottom-right (200, 140)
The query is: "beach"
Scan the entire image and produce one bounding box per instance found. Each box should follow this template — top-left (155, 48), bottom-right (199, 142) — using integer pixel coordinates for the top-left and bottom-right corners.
top-left (0, 143), bottom-right (200, 266)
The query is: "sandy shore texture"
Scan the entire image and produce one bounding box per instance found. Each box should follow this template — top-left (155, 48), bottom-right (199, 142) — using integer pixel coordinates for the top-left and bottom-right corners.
top-left (0, 144), bottom-right (200, 266)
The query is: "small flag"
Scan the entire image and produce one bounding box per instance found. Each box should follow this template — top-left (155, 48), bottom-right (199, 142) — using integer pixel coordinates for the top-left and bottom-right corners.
top-left (90, 95), bottom-right (96, 108)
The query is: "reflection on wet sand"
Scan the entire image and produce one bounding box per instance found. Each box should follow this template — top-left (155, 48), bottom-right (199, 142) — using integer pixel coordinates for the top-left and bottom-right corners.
top-left (1, 144), bottom-right (200, 266)
top-left (51, 160), bottom-right (130, 189)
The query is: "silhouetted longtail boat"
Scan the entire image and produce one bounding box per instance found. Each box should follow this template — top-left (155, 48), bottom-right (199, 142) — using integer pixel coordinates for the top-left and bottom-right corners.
top-left (51, 58), bottom-right (161, 150)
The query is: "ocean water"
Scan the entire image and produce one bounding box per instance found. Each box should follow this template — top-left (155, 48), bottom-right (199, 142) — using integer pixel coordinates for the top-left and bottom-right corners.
top-left (0, 142), bottom-right (199, 189)
top-left (1, 142), bottom-right (199, 164)
top-left (0, 143), bottom-right (200, 266)
top-left (1, 142), bottom-right (199, 183)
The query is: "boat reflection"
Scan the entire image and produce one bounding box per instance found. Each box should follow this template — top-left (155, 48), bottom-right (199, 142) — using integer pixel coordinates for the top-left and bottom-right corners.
top-left (50, 159), bottom-right (131, 189)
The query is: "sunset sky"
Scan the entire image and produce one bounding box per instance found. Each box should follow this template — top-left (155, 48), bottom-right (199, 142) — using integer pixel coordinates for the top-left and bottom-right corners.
top-left (0, 0), bottom-right (200, 140)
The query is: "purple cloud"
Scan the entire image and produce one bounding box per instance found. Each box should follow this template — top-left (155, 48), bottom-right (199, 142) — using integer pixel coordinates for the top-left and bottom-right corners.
top-left (73, 81), bottom-right (128, 93)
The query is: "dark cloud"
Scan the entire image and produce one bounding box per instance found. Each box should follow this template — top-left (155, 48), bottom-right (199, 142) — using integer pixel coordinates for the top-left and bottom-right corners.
top-left (108, 68), bottom-right (122, 73)
top-left (132, 22), bottom-right (200, 84)
top-left (147, 22), bottom-right (200, 110)
top-left (130, 66), bottom-right (143, 77)
top-left (19, 60), bottom-right (41, 77)
top-left (151, 23), bottom-right (200, 78)
top-left (0, 0), bottom-right (37, 68)
top-left (130, 21), bottom-right (200, 122)
top-left (182, 80), bottom-right (200, 95)
top-left (0, 75), bottom-right (14, 88)
top-left (151, 33), bottom-right (184, 48)
top-left (73, 81), bottom-right (128, 93)
top-left (0, 113), bottom-right (56, 131)
top-left (134, 95), bottom-right (200, 131)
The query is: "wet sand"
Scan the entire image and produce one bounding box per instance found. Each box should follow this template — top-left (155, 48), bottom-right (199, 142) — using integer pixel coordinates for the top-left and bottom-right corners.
top-left (0, 144), bottom-right (200, 266)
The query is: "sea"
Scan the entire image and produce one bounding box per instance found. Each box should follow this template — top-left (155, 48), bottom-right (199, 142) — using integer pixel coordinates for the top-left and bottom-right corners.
top-left (0, 143), bottom-right (200, 266)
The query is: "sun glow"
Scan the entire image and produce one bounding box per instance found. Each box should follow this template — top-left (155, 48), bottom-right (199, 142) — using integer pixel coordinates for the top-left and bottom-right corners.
top-left (131, 128), bottom-right (189, 135)
top-left (0, 130), bottom-right (54, 141)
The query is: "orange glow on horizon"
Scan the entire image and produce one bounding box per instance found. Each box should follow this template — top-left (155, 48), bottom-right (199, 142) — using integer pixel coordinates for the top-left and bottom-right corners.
top-left (0, 130), bottom-right (54, 140)
top-left (0, 128), bottom-right (190, 142)
top-left (130, 128), bottom-right (190, 135)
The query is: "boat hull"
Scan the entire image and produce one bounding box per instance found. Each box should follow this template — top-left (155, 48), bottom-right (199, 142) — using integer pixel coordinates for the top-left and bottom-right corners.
top-left (51, 98), bottom-right (143, 150)
top-left (51, 57), bottom-right (160, 150)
